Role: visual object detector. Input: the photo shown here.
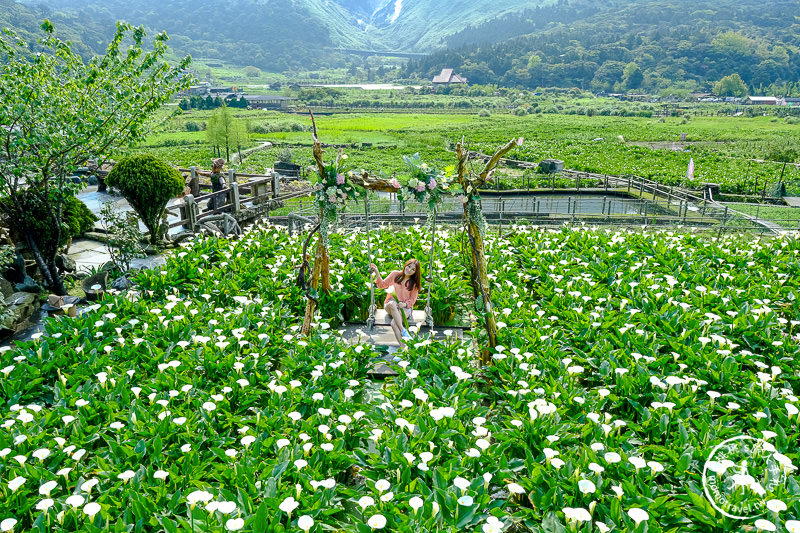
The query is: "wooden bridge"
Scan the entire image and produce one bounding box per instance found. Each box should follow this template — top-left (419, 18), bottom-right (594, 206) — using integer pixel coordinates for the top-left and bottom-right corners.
top-left (166, 167), bottom-right (311, 237)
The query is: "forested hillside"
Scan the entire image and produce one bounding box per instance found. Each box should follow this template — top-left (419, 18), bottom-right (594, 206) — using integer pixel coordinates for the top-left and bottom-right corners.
top-left (7, 0), bottom-right (800, 93)
top-left (10, 0), bottom-right (349, 71)
top-left (407, 0), bottom-right (800, 94)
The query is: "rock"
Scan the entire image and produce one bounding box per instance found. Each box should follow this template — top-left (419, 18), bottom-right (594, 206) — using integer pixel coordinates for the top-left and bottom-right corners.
top-left (87, 175), bottom-right (98, 186)
top-left (56, 254), bottom-right (77, 273)
top-left (111, 275), bottom-right (134, 291)
top-left (3, 251), bottom-right (26, 283)
top-left (0, 292), bottom-right (38, 337)
top-left (0, 276), bottom-right (13, 299)
top-left (7, 292), bottom-right (36, 308)
top-left (14, 275), bottom-right (41, 293)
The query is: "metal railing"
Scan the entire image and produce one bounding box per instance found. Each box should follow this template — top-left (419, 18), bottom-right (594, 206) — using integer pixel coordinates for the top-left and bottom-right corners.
top-left (285, 171), bottom-right (787, 235)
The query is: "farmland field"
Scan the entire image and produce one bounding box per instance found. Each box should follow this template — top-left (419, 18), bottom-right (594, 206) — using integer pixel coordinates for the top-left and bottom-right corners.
top-left (132, 107), bottom-right (800, 196)
top-left (1, 224), bottom-right (799, 532)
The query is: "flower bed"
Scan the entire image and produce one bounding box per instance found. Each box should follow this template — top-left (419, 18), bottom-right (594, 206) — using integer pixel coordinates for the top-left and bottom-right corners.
top-left (1, 224), bottom-right (799, 532)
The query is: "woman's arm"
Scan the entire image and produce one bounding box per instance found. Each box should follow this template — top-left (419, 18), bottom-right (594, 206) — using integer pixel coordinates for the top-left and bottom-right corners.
top-left (373, 267), bottom-right (401, 290)
top-left (404, 287), bottom-right (420, 310)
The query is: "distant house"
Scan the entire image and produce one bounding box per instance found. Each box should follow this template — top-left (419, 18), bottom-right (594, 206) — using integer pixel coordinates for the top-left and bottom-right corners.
top-left (209, 86), bottom-right (237, 95)
top-left (243, 95), bottom-right (296, 110)
top-left (784, 98), bottom-right (800, 107)
top-left (178, 84), bottom-right (237, 98)
top-left (432, 68), bottom-right (468, 87)
top-left (746, 96), bottom-right (778, 105)
top-left (179, 83), bottom-right (211, 97)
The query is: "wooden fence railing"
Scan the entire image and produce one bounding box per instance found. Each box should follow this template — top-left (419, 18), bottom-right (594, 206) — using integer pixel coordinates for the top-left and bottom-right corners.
top-left (167, 167), bottom-right (311, 232)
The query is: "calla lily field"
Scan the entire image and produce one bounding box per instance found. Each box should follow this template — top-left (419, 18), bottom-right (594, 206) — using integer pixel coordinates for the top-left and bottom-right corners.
top-left (1, 223), bottom-right (799, 532)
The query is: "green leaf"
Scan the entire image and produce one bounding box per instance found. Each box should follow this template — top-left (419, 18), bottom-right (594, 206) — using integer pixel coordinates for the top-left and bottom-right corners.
top-left (253, 502), bottom-right (269, 533)
top-left (542, 511), bottom-right (566, 533)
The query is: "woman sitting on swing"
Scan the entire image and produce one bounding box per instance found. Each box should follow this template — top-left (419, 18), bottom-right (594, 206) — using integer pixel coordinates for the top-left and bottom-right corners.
top-left (370, 259), bottom-right (421, 344)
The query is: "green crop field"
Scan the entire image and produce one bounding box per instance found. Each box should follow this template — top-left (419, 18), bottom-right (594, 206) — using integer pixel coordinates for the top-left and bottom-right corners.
top-left (128, 106), bottom-right (800, 196)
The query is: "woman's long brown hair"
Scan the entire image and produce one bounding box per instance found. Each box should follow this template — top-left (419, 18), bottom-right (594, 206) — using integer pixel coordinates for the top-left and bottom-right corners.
top-left (394, 258), bottom-right (421, 291)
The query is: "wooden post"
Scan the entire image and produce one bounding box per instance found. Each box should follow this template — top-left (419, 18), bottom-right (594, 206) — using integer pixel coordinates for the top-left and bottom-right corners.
top-left (456, 139), bottom-right (518, 365)
top-left (228, 169), bottom-right (235, 186)
top-left (273, 173), bottom-right (281, 199)
top-left (182, 195), bottom-right (198, 232)
top-left (190, 167), bottom-right (200, 196)
top-left (628, 178), bottom-right (632, 194)
top-left (301, 223), bottom-right (331, 336)
top-left (301, 114), bottom-right (335, 336)
top-left (230, 182), bottom-right (240, 214)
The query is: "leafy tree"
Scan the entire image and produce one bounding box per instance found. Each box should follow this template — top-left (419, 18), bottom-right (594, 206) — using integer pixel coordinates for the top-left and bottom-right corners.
top-left (713, 73), bottom-right (748, 97)
top-left (0, 191), bottom-right (96, 264)
top-left (105, 154), bottom-right (184, 245)
top-left (206, 105), bottom-right (249, 161)
top-left (711, 31), bottom-right (754, 58)
top-left (622, 62), bottom-right (643, 90)
top-left (244, 65), bottom-right (261, 77)
top-left (591, 60), bottom-right (626, 92)
top-left (0, 21), bottom-right (190, 294)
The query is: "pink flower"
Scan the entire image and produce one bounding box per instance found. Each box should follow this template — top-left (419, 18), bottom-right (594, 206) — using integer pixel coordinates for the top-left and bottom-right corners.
top-left (516, 137), bottom-right (524, 146)
top-left (458, 195), bottom-right (468, 204)
top-left (415, 182), bottom-right (426, 192)
top-left (427, 178), bottom-right (437, 190)
top-left (390, 178), bottom-right (401, 189)
top-left (336, 174), bottom-right (345, 185)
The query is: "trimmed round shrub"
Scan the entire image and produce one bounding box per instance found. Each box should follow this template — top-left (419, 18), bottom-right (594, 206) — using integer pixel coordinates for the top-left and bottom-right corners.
top-left (105, 154), bottom-right (184, 244)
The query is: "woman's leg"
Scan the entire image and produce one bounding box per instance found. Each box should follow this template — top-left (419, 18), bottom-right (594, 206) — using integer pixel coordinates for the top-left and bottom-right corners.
top-left (385, 300), bottom-right (405, 344)
top-left (386, 300), bottom-right (406, 329)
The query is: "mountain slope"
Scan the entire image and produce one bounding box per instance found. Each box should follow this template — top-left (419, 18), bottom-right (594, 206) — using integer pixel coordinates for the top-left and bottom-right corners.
top-left (364, 0), bottom-right (555, 50)
top-left (13, 0), bottom-right (353, 69)
top-left (7, 0), bottom-right (800, 91)
top-left (405, 0), bottom-right (800, 93)
top-left (15, 0), bottom-right (555, 55)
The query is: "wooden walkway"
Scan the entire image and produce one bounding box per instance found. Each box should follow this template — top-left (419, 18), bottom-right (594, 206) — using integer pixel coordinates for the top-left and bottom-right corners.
top-left (338, 309), bottom-right (468, 379)
top-left (784, 197), bottom-right (800, 208)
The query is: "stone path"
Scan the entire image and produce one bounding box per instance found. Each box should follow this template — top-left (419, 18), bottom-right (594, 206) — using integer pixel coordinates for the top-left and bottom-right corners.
top-left (66, 239), bottom-right (166, 274)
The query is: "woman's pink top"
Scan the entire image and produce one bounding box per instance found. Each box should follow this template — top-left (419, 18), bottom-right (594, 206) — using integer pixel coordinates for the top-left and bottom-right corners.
top-left (375, 270), bottom-right (420, 313)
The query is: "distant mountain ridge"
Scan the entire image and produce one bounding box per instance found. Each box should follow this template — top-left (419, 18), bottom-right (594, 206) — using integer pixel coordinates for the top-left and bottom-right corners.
top-left (6, 0), bottom-right (800, 93)
top-left (13, 0), bottom-right (553, 54)
top-left (405, 0), bottom-right (800, 93)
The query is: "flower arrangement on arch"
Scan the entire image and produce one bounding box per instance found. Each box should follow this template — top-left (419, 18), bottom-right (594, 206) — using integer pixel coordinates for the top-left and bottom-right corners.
top-left (313, 150), bottom-right (363, 244)
top-left (396, 153), bottom-right (452, 211)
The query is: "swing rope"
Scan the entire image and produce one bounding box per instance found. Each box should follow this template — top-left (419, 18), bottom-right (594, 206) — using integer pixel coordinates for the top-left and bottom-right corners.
top-left (424, 206), bottom-right (436, 331)
top-left (365, 194), bottom-right (377, 332)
